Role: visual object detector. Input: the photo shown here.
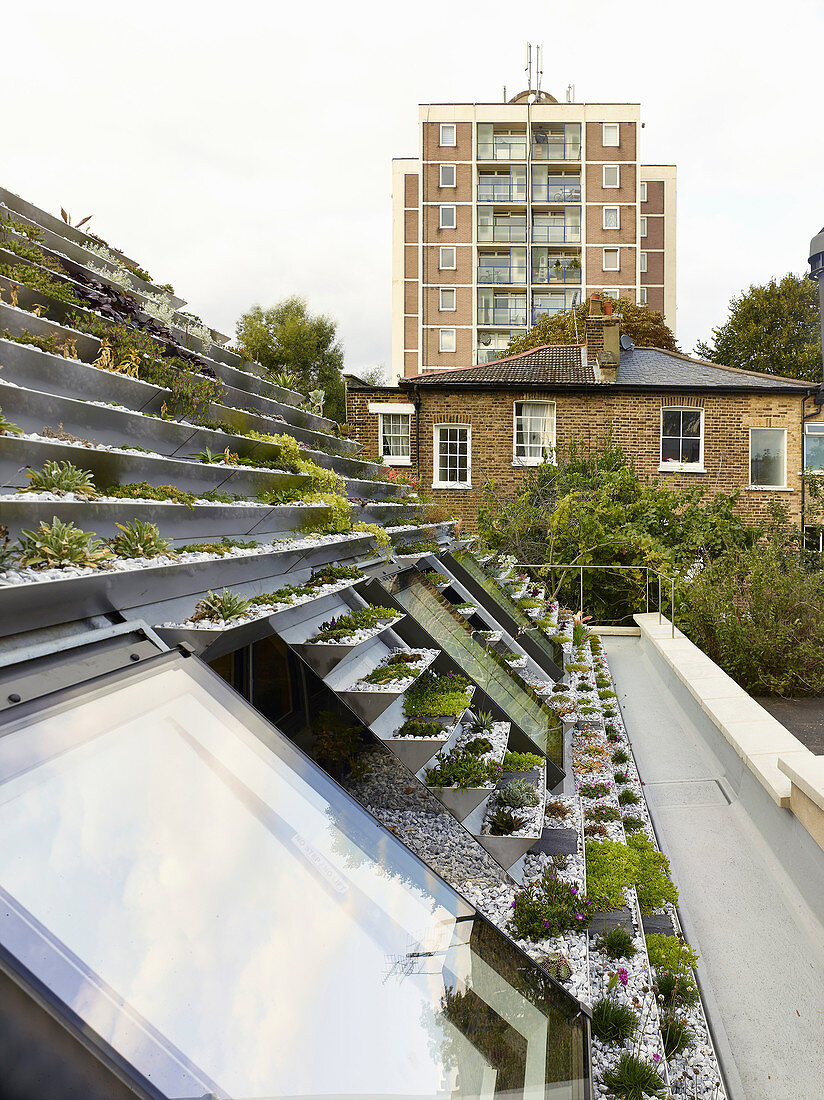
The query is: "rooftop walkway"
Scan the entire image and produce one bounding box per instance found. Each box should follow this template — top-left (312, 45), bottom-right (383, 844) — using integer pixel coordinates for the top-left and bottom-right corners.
top-left (604, 633), bottom-right (824, 1100)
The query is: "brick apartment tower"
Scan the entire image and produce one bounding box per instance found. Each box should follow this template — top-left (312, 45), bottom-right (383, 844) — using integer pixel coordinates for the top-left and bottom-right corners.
top-left (392, 88), bottom-right (676, 381)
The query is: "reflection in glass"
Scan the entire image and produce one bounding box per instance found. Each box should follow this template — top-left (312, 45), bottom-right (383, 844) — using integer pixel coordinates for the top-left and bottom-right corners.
top-left (750, 427), bottom-right (785, 487)
top-left (383, 571), bottom-right (563, 763)
top-left (0, 655), bottom-right (587, 1098)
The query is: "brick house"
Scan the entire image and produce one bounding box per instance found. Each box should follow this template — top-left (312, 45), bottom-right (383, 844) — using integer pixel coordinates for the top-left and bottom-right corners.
top-left (346, 300), bottom-right (824, 533)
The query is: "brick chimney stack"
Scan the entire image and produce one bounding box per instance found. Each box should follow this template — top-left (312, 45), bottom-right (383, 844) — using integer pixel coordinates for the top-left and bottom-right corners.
top-left (585, 293), bottom-right (620, 382)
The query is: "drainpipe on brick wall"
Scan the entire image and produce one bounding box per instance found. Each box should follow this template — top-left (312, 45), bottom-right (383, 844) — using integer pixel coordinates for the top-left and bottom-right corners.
top-left (412, 385), bottom-right (422, 479)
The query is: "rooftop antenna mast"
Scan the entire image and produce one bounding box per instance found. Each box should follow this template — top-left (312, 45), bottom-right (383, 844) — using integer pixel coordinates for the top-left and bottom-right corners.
top-left (525, 42), bottom-right (532, 92)
top-left (536, 44), bottom-right (543, 95)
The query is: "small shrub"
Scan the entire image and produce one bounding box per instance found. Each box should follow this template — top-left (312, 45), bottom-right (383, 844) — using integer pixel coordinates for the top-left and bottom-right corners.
top-left (585, 803), bottom-right (620, 823)
top-left (360, 661), bottom-right (420, 685)
top-left (0, 524), bottom-right (17, 571)
top-left (612, 748), bottom-right (630, 765)
top-left (18, 517), bottom-right (113, 570)
top-left (596, 926), bottom-right (637, 961)
top-left (309, 606), bottom-right (397, 642)
top-left (535, 952), bottom-right (572, 984)
top-left (104, 481), bottom-right (198, 507)
top-left (508, 870), bottom-right (590, 940)
top-left (192, 589), bottom-right (253, 622)
top-left (396, 718), bottom-right (448, 738)
top-left (502, 750), bottom-right (544, 772)
top-left (425, 748), bottom-right (501, 789)
top-left (586, 836), bottom-right (678, 913)
top-left (591, 998), bottom-right (639, 1045)
top-left (462, 736), bottom-right (493, 756)
top-left (423, 570), bottom-right (449, 586)
top-left (404, 670), bottom-right (472, 718)
top-left (621, 814), bottom-right (646, 834)
top-left (23, 460), bottom-right (96, 497)
top-left (498, 778), bottom-right (539, 809)
top-left (660, 1012), bottom-right (695, 1058)
top-left (646, 933), bottom-right (698, 974)
top-left (601, 1053), bottom-right (666, 1099)
top-left (618, 788), bottom-right (640, 806)
top-left (309, 563), bottom-right (363, 585)
top-left (613, 770), bottom-right (629, 785)
top-left (579, 780), bottom-right (611, 799)
top-left (545, 798), bottom-right (572, 821)
top-left (486, 807), bottom-right (527, 835)
top-left (584, 822), bottom-right (608, 838)
top-left (109, 520), bottom-right (174, 559)
top-left (655, 969), bottom-right (700, 1010)
top-left (606, 729), bottom-right (621, 743)
top-left (469, 709), bottom-right (495, 735)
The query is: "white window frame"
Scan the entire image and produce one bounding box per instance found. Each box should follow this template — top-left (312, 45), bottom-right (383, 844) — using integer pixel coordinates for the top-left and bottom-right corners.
top-left (603, 206), bottom-right (620, 230)
top-left (640, 181), bottom-right (648, 202)
top-left (640, 251), bottom-right (648, 273)
top-left (439, 287), bottom-right (456, 311)
top-left (513, 400), bottom-right (556, 467)
top-left (749, 427), bottom-right (787, 489)
top-left (439, 246), bottom-right (456, 270)
top-left (640, 216), bottom-right (648, 237)
top-left (439, 205), bottom-right (457, 229)
top-left (372, 408), bottom-right (413, 466)
top-left (660, 407), bottom-right (704, 471)
top-left (805, 422), bottom-right (824, 474)
top-left (638, 287), bottom-right (648, 306)
top-left (439, 163), bottom-right (456, 188)
top-left (433, 424), bottom-right (471, 488)
top-left (438, 327), bottom-right (456, 352)
top-left (602, 248), bottom-right (620, 272)
top-left (440, 123), bottom-right (456, 147)
top-left (602, 123), bottom-right (620, 147)
top-left (603, 165), bottom-right (620, 189)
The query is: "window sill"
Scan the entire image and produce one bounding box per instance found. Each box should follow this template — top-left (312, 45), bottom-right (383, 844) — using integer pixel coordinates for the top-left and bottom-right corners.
top-left (512, 460), bottom-right (545, 468)
top-left (383, 457), bottom-right (412, 467)
top-left (658, 464), bottom-right (706, 474)
top-left (746, 485), bottom-right (793, 492)
top-left (433, 482), bottom-right (472, 491)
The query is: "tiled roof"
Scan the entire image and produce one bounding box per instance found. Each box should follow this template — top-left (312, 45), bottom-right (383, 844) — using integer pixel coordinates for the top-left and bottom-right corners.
top-left (616, 347), bottom-right (813, 391)
top-left (405, 345), bottom-right (593, 385)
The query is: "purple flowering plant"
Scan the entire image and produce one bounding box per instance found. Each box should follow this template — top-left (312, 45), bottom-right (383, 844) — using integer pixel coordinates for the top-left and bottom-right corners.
top-left (508, 870), bottom-right (592, 941)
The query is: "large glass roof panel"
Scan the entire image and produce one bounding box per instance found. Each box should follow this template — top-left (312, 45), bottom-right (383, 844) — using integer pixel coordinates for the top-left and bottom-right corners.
top-left (0, 652), bottom-right (587, 1098)
top-left (382, 570), bottom-right (563, 764)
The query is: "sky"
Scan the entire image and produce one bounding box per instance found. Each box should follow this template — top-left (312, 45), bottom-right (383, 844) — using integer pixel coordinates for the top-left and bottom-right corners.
top-left (4, 0), bottom-right (824, 375)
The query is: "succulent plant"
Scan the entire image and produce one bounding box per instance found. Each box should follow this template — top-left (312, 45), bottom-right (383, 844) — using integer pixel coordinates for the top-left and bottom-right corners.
top-left (271, 370), bottom-right (299, 390)
top-left (536, 951), bottom-right (572, 983)
top-left (462, 736), bottom-right (493, 756)
top-left (486, 807), bottom-right (527, 835)
top-left (498, 778), bottom-right (540, 809)
top-left (23, 460), bottom-right (97, 497)
top-left (192, 588), bottom-right (253, 622)
top-left (469, 709), bottom-right (495, 735)
top-left (18, 517), bottom-right (113, 570)
top-left (109, 520), bottom-right (175, 560)
top-left (0, 525), bottom-right (16, 571)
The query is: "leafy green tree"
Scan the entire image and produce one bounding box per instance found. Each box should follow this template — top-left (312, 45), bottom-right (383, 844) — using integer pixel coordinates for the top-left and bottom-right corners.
top-left (235, 296), bottom-right (345, 420)
top-left (695, 273), bottom-right (821, 380)
top-left (478, 438), bottom-right (757, 622)
top-left (504, 298), bottom-right (677, 358)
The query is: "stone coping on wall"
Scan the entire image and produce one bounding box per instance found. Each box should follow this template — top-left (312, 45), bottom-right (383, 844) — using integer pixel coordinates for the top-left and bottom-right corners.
top-left (634, 613), bottom-right (819, 811)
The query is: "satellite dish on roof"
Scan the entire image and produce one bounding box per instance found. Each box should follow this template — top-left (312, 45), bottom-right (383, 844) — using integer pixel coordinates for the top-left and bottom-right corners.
top-left (480, 334), bottom-right (492, 346)
top-left (620, 334), bottom-right (635, 353)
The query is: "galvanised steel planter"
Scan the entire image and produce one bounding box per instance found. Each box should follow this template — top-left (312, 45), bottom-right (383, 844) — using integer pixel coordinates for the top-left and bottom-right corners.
top-left (0, 498), bottom-right (331, 541)
top-left (0, 533), bottom-right (376, 639)
top-left (0, 435), bottom-right (310, 499)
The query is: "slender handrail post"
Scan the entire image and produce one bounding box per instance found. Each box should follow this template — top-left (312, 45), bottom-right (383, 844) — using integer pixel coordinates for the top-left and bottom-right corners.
top-left (579, 566), bottom-right (584, 615)
top-left (658, 575), bottom-right (662, 626)
top-left (645, 568), bottom-right (649, 614)
top-left (671, 577), bottom-right (675, 638)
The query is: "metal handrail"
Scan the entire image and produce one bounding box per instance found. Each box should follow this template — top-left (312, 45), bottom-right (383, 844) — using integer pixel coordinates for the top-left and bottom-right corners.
top-left (531, 225), bottom-right (582, 244)
top-left (477, 266), bottom-right (528, 284)
top-left (477, 225), bottom-right (528, 243)
top-left (531, 266), bottom-right (581, 284)
top-left (477, 186), bottom-right (528, 202)
top-left (512, 563), bottom-right (679, 638)
top-left (531, 185), bottom-right (581, 203)
top-left (477, 307), bottom-right (528, 326)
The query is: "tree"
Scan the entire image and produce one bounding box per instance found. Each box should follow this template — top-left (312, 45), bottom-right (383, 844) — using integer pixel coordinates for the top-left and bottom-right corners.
top-left (352, 364), bottom-right (389, 386)
top-left (695, 273), bottom-right (821, 381)
top-left (477, 438), bottom-right (757, 623)
top-left (503, 298), bottom-right (677, 358)
top-left (235, 296), bottom-right (346, 420)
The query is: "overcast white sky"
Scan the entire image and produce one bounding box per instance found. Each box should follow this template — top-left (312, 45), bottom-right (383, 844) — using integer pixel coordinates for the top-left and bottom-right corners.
top-left (5, 0), bottom-right (823, 372)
